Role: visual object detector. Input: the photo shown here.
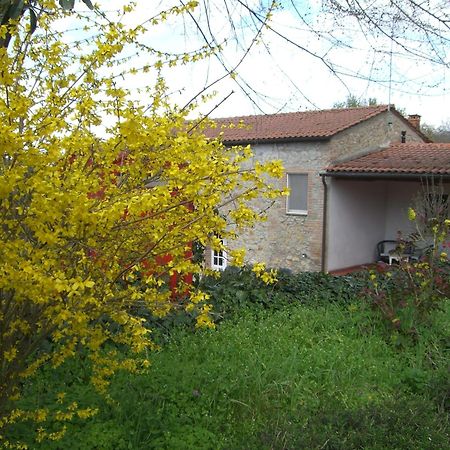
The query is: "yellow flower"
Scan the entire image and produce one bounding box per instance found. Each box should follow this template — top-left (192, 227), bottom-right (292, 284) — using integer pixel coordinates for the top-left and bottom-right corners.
top-left (4, 347), bottom-right (18, 362)
top-left (229, 248), bottom-right (245, 267)
top-left (56, 392), bottom-right (66, 404)
top-left (0, 0), bottom-right (284, 432)
top-left (77, 408), bottom-right (98, 419)
top-left (260, 270), bottom-right (277, 284)
top-left (252, 262), bottom-right (266, 275)
top-left (35, 409), bottom-right (48, 423)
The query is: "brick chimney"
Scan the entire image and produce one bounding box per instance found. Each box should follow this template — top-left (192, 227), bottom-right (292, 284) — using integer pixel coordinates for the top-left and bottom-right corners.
top-left (407, 114), bottom-right (421, 130)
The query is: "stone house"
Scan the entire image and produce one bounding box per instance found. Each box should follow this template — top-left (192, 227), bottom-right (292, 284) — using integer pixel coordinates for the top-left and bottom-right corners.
top-left (204, 105), bottom-right (450, 273)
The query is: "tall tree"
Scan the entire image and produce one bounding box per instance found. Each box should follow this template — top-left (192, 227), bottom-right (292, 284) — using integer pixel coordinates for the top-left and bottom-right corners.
top-left (323, 0), bottom-right (450, 67)
top-left (3, 1), bottom-right (446, 115)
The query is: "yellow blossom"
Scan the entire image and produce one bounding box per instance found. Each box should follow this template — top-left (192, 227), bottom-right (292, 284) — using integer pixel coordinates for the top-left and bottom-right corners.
top-left (229, 248), bottom-right (246, 267)
top-left (0, 0), bottom-right (284, 442)
top-left (252, 262), bottom-right (266, 275)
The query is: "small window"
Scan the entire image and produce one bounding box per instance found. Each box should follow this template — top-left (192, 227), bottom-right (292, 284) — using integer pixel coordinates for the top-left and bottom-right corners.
top-left (211, 237), bottom-right (227, 271)
top-left (287, 173), bottom-right (308, 214)
top-left (211, 247), bottom-right (227, 270)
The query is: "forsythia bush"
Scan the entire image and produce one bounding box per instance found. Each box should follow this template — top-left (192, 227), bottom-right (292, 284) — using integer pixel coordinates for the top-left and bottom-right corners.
top-left (0, 1), bottom-right (284, 443)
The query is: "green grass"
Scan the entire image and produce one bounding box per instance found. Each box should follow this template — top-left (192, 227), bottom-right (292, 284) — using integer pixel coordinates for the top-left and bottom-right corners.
top-left (6, 301), bottom-right (450, 449)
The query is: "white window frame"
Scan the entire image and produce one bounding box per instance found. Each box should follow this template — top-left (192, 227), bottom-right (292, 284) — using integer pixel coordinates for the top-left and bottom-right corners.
top-left (286, 173), bottom-right (308, 215)
top-left (211, 242), bottom-right (227, 271)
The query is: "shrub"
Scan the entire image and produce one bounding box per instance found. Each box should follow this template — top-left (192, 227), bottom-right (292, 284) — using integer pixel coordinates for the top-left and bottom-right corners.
top-left (199, 266), bottom-right (363, 321)
top-left (0, 1), bottom-right (286, 443)
top-left (361, 257), bottom-right (449, 345)
top-left (360, 202), bottom-right (449, 344)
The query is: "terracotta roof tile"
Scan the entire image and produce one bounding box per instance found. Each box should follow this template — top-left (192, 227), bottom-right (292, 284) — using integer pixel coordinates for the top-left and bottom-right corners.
top-left (204, 105), bottom-right (390, 143)
top-left (326, 143), bottom-right (450, 175)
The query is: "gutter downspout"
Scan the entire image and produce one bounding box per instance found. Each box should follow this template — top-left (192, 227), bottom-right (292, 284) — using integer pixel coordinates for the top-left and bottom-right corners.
top-left (321, 174), bottom-right (328, 273)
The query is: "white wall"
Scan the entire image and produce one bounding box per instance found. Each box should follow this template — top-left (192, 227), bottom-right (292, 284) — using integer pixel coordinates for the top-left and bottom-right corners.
top-left (384, 181), bottom-right (418, 239)
top-left (384, 180), bottom-right (450, 249)
top-left (327, 179), bottom-right (387, 271)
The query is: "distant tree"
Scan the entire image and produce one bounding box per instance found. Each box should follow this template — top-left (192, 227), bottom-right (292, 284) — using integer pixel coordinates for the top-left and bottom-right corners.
top-left (421, 121), bottom-right (450, 143)
top-left (333, 94), bottom-right (378, 108)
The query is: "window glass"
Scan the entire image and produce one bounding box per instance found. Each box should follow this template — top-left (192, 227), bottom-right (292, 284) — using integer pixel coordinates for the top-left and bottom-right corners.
top-left (287, 173), bottom-right (308, 214)
top-left (211, 240), bottom-right (227, 270)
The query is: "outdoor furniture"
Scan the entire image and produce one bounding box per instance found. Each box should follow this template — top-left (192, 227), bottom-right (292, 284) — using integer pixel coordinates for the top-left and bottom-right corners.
top-left (388, 251), bottom-right (412, 265)
top-left (376, 240), bottom-right (416, 264)
top-left (376, 240), bottom-right (399, 263)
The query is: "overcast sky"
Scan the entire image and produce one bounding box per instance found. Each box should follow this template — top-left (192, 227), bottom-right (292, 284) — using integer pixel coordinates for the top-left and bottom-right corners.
top-left (75, 1), bottom-right (450, 126)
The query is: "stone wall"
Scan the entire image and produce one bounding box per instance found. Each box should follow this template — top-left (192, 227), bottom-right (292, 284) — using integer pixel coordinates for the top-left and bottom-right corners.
top-left (227, 140), bottom-right (328, 272)
top-left (329, 110), bottom-right (424, 163)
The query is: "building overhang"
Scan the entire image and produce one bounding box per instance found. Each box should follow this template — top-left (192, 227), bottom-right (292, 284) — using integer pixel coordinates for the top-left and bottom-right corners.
top-left (320, 171), bottom-right (450, 182)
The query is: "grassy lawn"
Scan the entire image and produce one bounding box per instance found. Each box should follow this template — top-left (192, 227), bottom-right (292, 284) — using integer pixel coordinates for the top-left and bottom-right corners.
top-left (7, 297), bottom-right (450, 449)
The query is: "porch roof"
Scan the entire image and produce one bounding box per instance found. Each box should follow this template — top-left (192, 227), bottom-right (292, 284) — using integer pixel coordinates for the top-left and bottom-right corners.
top-left (325, 142), bottom-right (450, 177)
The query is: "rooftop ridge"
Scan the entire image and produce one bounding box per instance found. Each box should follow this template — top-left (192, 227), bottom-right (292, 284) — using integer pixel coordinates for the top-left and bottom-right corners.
top-left (209, 105), bottom-right (389, 122)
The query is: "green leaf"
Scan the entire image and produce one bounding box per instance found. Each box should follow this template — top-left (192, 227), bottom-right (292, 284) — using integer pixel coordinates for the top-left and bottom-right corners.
top-left (59, 0), bottom-right (75, 11)
top-left (7, 0), bottom-right (25, 20)
top-left (28, 7), bottom-right (37, 34)
top-left (82, 0), bottom-right (94, 10)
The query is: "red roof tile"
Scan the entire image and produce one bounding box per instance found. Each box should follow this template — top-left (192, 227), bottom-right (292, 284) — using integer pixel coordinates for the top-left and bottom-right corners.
top-left (325, 143), bottom-right (450, 175)
top-left (204, 105), bottom-right (391, 143)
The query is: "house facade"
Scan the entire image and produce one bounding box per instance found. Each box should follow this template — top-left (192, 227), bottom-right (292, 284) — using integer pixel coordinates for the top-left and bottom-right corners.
top-left (205, 106), bottom-right (450, 272)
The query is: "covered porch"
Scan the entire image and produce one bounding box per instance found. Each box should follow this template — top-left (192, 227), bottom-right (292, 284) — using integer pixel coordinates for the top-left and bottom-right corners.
top-left (321, 143), bottom-right (450, 273)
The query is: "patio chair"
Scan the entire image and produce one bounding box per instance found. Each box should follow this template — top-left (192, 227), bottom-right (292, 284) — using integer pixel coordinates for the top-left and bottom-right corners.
top-left (376, 240), bottom-right (398, 263)
top-left (376, 240), bottom-right (416, 264)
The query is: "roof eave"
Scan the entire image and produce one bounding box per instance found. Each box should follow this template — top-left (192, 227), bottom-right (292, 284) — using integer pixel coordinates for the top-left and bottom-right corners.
top-left (321, 171), bottom-right (450, 180)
